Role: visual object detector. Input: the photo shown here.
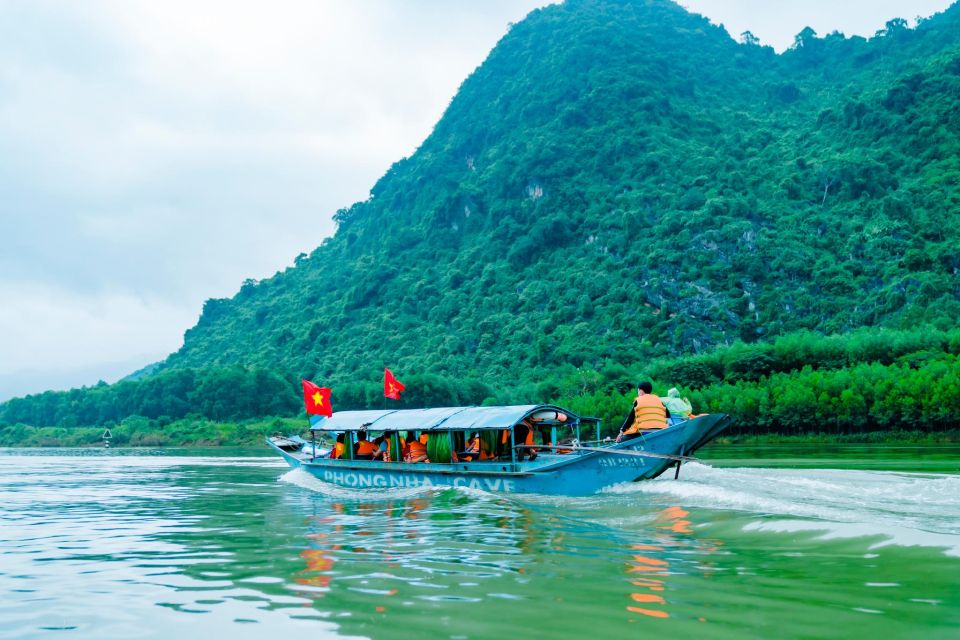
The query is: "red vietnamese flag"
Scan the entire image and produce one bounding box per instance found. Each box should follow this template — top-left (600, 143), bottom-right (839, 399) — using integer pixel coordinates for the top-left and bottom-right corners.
top-left (301, 379), bottom-right (333, 417)
top-left (384, 368), bottom-right (406, 400)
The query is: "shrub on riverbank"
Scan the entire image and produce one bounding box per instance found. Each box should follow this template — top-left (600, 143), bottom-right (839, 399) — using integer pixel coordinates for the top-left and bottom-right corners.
top-left (558, 352), bottom-right (960, 438)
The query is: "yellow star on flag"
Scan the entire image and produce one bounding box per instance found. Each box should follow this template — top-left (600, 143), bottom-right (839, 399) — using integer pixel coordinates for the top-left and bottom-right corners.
top-left (313, 391), bottom-right (324, 408)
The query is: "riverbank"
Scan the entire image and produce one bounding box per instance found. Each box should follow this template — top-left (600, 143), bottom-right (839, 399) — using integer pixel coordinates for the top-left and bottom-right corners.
top-left (0, 416), bottom-right (304, 448)
top-left (713, 429), bottom-right (960, 445)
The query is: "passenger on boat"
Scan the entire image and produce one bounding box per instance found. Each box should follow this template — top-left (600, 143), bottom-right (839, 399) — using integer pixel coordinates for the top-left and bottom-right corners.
top-left (354, 430), bottom-right (378, 460)
top-left (617, 381), bottom-right (670, 442)
top-left (377, 431), bottom-right (404, 462)
top-left (372, 434), bottom-right (387, 460)
top-left (403, 431), bottom-right (417, 459)
top-left (330, 433), bottom-right (345, 459)
top-left (514, 420), bottom-right (538, 461)
top-left (405, 433), bottom-right (430, 463)
top-left (663, 388), bottom-right (693, 425)
top-left (372, 435), bottom-right (388, 461)
top-left (459, 432), bottom-right (481, 462)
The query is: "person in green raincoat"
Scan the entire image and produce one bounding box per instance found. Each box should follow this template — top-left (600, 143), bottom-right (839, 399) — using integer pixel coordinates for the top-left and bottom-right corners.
top-left (662, 388), bottom-right (693, 422)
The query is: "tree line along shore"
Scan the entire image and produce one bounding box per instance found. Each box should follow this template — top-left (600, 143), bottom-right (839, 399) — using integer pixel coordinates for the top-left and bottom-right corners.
top-left (1, 327), bottom-right (957, 447)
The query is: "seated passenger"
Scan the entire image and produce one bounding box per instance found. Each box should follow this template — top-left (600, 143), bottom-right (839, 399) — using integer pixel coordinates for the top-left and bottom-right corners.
top-left (405, 434), bottom-right (430, 463)
top-left (458, 432), bottom-right (481, 461)
top-left (378, 431), bottom-right (404, 462)
top-left (354, 430), bottom-right (377, 460)
top-left (514, 421), bottom-right (538, 462)
top-left (617, 381), bottom-right (670, 442)
top-left (372, 434), bottom-right (387, 461)
top-left (663, 388), bottom-right (693, 424)
top-left (330, 433), bottom-right (345, 459)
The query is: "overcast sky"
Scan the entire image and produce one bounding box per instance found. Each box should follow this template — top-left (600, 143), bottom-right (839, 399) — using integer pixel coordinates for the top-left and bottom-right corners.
top-left (0, 0), bottom-right (954, 401)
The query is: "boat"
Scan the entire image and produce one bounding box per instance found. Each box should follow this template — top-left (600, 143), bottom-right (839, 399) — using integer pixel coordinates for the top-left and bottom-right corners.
top-left (267, 405), bottom-right (730, 496)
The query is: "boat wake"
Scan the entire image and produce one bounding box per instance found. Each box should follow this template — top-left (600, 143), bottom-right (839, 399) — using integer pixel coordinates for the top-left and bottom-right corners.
top-left (607, 462), bottom-right (960, 556)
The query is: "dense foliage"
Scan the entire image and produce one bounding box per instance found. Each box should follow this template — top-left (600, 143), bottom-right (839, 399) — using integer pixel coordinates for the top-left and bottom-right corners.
top-left (3, 327), bottom-right (958, 442)
top-left (0, 367), bottom-right (298, 427)
top-left (559, 327), bottom-right (960, 435)
top-left (2, 0), bottom-right (960, 442)
top-left (159, 0), bottom-right (960, 386)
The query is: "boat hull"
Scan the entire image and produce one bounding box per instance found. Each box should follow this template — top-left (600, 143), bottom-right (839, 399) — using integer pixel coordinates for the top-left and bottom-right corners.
top-left (269, 413), bottom-right (730, 497)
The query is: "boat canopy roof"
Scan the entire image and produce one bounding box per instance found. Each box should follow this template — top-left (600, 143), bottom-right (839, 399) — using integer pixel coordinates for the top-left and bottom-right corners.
top-left (308, 405), bottom-right (579, 433)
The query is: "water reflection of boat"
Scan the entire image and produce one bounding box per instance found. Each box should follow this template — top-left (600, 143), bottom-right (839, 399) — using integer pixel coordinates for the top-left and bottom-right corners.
top-left (286, 488), bottom-right (725, 633)
top-left (620, 505), bottom-right (727, 623)
top-left (267, 405), bottom-right (730, 496)
top-left (290, 492), bottom-right (545, 611)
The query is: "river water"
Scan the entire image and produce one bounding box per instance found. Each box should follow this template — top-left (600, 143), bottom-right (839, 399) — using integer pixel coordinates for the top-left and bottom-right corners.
top-left (1, 445), bottom-right (958, 639)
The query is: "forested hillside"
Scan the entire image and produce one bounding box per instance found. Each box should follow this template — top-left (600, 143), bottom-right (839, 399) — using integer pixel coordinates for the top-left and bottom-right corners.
top-left (165, 0), bottom-right (960, 382)
top-left (3, 0), bottom-right (960, 438)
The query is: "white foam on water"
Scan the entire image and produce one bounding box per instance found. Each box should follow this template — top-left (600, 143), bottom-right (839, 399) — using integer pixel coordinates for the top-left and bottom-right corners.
top-left (608, 462), bottom-right (960, 556)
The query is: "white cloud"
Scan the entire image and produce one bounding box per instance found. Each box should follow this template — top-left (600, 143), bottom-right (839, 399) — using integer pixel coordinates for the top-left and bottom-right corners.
top-left (0, 0), bottom-right (549, 398)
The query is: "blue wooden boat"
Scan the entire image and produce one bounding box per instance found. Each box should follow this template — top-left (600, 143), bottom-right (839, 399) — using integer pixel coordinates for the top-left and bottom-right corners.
top-left (267, 405), bottom-right (730, 497)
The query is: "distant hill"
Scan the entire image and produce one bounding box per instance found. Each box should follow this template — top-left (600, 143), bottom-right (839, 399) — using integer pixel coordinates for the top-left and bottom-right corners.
top-left (3, 0), bottom-right (960, 433)
top-left (121, 361), bottom-right (162, 382)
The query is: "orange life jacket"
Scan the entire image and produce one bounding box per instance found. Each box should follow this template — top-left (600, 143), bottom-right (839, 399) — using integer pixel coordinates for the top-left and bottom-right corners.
top-left (356, 440), bottom-right (377, 456)
top-left (406, 439), bottom-right (429, 463)
top-left (502, 426), bottom-right (536, 453)
top-left (465, 438), bottom-right (480, 454)
top-left (419, 434), bottom-right (429, 445)
top-left (331, 442), bottom-right (345, 459)
top-left (625, 394), bottom-right (668, 434)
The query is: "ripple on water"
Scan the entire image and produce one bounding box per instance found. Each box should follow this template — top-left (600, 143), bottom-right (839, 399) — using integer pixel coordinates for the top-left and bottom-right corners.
top-left (605, 462), bottom-right (960, 556)
top-left (1, 450), bottom-right (958, 639)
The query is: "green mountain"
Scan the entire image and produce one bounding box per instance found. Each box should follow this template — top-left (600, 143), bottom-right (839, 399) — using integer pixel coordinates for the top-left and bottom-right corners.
top-left (3, 0), bottom-right (960, 436)
top-left (167, 0), bottom-right (960, 378)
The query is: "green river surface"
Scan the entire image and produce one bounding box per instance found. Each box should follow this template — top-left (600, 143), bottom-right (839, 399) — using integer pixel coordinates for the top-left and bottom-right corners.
top-left (1, 444), bottom-right (958, 639)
